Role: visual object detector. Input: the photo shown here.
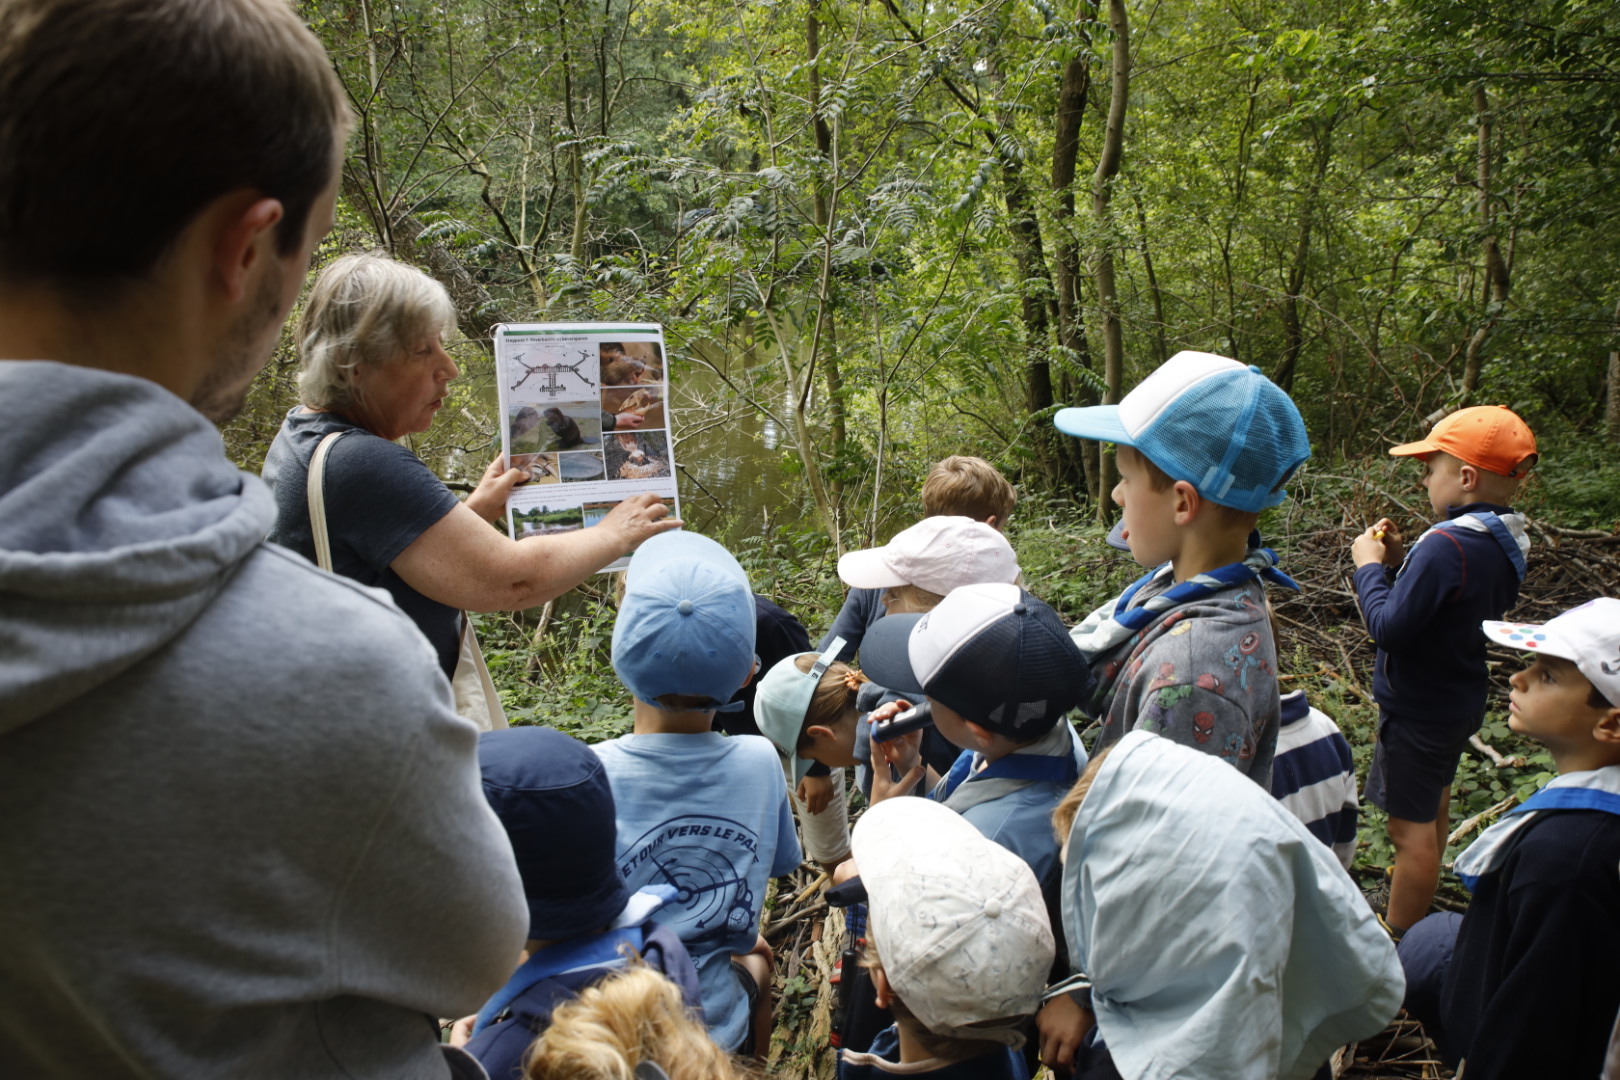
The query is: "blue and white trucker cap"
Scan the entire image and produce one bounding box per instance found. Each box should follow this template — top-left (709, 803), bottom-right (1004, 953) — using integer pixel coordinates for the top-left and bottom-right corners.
top-left (612, 529), bottom-right (756, 709)
top-left (1053, 351), bottom-right (1311, 513)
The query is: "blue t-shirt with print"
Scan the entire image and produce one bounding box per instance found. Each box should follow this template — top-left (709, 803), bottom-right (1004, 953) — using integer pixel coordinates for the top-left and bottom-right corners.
top-left (593, 732), bottom-right (802, 1051)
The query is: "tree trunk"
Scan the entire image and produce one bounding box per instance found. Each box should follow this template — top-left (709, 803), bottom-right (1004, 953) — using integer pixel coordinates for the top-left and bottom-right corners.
top-left (807, 2), bottom-right (847, 504)
top-left (1091, 0), bottom-right (1130, 513)
top-left (1607, 297), bottom-right (1620, 441)
top-left (1051, 15), bottom-right (1098, 496)
top-left (1274, 123), bottom-right (1333, 394)
top-left (1461, 81), bottom-right (1510, 402)
top-left (1130, 187), bottom-right (1167, 366)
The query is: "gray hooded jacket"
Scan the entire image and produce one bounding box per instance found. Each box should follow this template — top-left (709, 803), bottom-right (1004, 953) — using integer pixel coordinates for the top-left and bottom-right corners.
top-left (0, 362), bottom-right (527, 1079)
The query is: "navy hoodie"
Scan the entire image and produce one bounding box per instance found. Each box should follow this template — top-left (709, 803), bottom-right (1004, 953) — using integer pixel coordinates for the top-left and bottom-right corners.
top-left (1440, 808), bottom-right (1620, 1079)
top-left (1353, 503), bottom-right (1526, 726)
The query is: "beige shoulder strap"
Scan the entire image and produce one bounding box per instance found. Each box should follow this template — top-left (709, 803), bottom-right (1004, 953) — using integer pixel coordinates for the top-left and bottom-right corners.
top-left (306, 431), bottom-right (346, 573)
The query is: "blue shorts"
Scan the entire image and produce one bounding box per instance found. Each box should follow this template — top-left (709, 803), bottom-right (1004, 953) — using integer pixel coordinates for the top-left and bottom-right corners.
top-left (1396, 911), bottom-right (1463, 1064)
top-left (1364, 709), bottom-right (1478, 823)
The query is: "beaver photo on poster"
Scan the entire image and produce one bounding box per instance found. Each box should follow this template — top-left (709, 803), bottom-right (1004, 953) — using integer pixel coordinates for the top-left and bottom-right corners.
top-left (494, 323), bottom-right (679, 573)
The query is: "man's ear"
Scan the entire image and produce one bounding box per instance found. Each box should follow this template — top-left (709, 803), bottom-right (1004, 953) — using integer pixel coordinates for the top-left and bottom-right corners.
top-left (805, 724), bottom-right (836, 746)
top-left (870, 965), bottom-right (894, 1009)
top-left (1457, 463), bottom-right (1481, 493)
top-left (212, 195), bottom-right (285, 303)
top-left (983, 514), bottom-right (1000, 530)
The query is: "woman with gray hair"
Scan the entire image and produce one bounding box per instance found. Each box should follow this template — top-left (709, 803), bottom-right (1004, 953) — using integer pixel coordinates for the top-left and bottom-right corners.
top-left (263, 252), bottom-right (677, 693)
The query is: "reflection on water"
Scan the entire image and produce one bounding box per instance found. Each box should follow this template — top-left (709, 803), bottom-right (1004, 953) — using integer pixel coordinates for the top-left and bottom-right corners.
top-left (669, 360), bottom-right (805, 541)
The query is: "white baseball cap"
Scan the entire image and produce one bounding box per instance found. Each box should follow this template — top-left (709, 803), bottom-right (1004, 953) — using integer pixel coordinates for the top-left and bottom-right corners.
top-left (852, 796), bottom-right (1054, 1045)
top-left (1483, 598), bottom-right (1620, 706)
top-left (838, 516), bottom-right (1019, 595)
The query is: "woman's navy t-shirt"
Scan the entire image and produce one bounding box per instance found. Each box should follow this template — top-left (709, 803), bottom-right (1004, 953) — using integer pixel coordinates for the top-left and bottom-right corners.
top-left (263, 407), bottom-right (462, 677)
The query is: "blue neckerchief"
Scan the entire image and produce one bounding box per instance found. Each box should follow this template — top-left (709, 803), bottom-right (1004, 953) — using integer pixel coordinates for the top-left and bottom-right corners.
top-left (1454, 787), bottom-right (1620, 891)
top-left (1508, 786), bottom-right (1620, 817)
top-left (471, 925), bottom-right (646, 1035)
top-left (1111, 546), bottom-right (1300, 633)
top-left (1070, 532), bottom-right (1297, 660)
top-left (936, 747), bottom-right (1081, 801)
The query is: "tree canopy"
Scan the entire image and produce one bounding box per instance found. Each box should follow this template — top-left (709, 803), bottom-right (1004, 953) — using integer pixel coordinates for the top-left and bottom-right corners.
top-left (249, 0), bottom-right (1619, 542)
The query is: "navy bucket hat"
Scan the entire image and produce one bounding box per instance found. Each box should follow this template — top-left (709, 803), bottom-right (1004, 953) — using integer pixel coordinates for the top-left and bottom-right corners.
top-left (477, 727), bottom-right (632, 940)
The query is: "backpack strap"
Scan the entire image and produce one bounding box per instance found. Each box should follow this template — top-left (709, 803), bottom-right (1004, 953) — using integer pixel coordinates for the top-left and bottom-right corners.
top-left (305, 431), bottom-right (348, 573)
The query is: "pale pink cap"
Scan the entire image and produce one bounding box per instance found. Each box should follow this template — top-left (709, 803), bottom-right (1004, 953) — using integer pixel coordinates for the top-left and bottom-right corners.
top-left (837, 516), bottom-right (1019, 595)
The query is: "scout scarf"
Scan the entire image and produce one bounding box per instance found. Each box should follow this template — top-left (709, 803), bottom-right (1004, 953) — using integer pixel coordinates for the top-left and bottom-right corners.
top-left (1452, 766), bottom-right (1620, 891)
top-left (1069, 538), bottom-right (1299, 660)
top-left (934, 720), bottom-right (1087, 815)
top-left (1400, 509), bottom-right (1530, 583)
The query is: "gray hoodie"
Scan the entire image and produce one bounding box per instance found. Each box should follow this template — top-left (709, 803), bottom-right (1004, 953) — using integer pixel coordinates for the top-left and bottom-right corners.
top-left (0, 362), bottom-right (527, 1079)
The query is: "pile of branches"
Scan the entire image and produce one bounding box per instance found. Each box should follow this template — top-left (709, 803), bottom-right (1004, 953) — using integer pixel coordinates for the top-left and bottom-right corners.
top-left (1271, 513), bottom-right (1620, 709)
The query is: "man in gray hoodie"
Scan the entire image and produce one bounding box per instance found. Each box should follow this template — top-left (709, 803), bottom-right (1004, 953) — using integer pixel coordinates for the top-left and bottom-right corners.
top-left (0, 2), bottom-right (527, 1078)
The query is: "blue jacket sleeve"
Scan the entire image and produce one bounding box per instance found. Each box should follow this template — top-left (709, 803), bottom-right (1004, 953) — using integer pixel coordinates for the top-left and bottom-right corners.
top-left (1354, 531), bottom-right (1467, 652)
top-left (818, 588), bottom-right (882, 661)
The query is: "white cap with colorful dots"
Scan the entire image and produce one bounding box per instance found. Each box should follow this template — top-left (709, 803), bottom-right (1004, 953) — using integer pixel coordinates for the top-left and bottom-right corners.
top-left (1483, 597), bottom-right (1620, 707)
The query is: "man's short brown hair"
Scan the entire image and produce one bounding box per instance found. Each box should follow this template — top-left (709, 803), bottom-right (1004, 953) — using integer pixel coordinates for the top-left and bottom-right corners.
top-left (0, 0), bottom-right (349, 298)
top-left (921, 456), bottom-right (1016, 523)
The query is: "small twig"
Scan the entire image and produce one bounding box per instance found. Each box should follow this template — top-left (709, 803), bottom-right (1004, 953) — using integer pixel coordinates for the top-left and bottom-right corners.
top-left (527, 599), bottom-right (555, 660)
top-left (1467, 733), bottom-right (1526, 769)
top-left (764, 899), bottom-right (827, 937)
top-left (1447, 794), bottom-right (1517, 845)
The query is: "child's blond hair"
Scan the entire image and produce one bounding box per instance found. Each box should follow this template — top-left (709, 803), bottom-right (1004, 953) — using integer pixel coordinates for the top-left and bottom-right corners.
top-left (883, 583), bottom-right (946, 614)
top-left (922, 456), bottom-right (1016, 523)
top-left (790, 653), bottom-right (863, 753)
top-left (1052, 747), bottom-right (1113, 842)
top-left (525, 966), bottom-right (757, 1080)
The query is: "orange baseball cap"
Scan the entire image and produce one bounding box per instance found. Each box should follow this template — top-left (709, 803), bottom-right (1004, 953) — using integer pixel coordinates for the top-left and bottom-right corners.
top-left (1389, 405), bottom-right (1537, 478)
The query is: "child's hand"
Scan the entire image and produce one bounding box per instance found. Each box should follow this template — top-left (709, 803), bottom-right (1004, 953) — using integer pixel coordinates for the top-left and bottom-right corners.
top-left (1352, 518), bottom-right (1400, 569)
top-left (797, 772), bottom-right (834, 814)
top-left (1038, 993), bottom-right (1095, 1072)
top-left (868, 701), bottom-right (924, 804)
top-left (1373, 517), bottom-right (1406, 565)
top-left (446, 1014), bottom-right (476, 1048)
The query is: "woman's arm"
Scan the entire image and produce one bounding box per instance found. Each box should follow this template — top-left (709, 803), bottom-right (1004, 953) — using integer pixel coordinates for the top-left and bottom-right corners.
top-left (392, 489), bottom-right (680, 612)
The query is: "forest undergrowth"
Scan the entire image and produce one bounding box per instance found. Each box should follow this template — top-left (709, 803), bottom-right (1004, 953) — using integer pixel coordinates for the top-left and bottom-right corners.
top-left (474, 449), bottom-right (1620, 1079)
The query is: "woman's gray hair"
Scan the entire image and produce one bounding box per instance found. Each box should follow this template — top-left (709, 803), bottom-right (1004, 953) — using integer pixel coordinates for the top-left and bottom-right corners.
top-left (296, 252), bottom-right (457, 410)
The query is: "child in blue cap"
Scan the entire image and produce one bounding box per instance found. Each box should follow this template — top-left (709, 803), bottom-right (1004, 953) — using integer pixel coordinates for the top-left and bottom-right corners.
top-left (594, 529), bottom-right (803, 1057)
top-left (457, 727), bottom-right (701, 1080)
top-left (1053, 351), bottom-right (1311, 787)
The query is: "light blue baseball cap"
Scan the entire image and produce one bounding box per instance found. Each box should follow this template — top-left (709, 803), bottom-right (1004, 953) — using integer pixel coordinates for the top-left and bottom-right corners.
top-left (612, 530), bottom-right (757, 709)
top-left (1053, 351), bottom-right (1311, 513)
top-left (754, 637), bottom-right (846, 788)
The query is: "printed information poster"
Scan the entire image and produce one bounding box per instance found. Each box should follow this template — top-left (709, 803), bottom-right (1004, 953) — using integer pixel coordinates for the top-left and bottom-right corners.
top-left (494, 322), bottom-right (677, 573)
